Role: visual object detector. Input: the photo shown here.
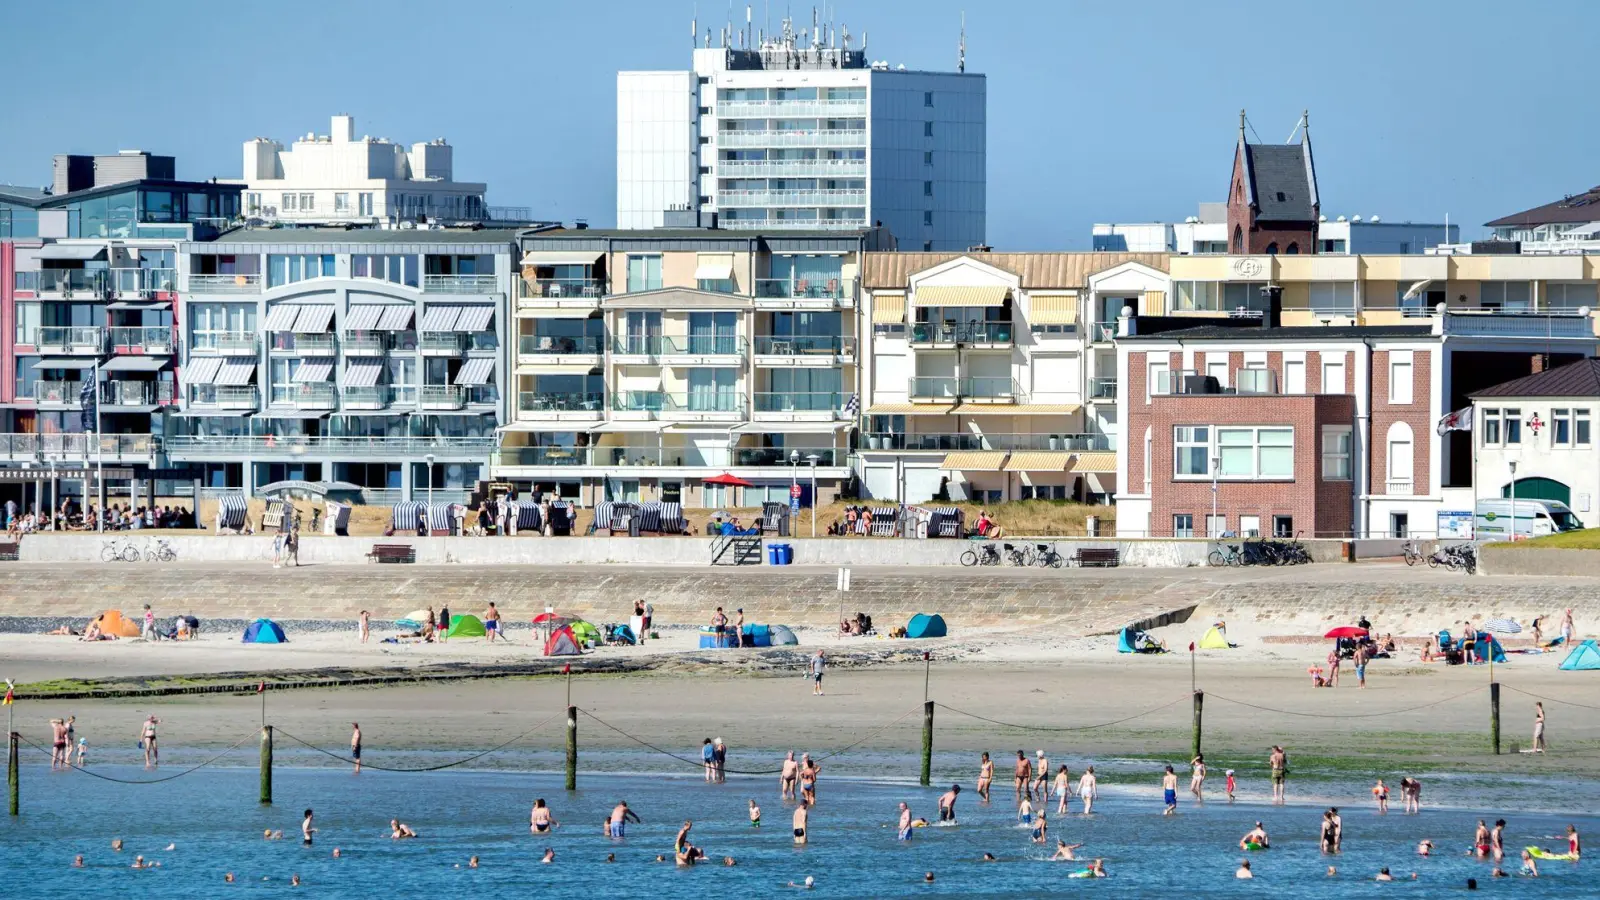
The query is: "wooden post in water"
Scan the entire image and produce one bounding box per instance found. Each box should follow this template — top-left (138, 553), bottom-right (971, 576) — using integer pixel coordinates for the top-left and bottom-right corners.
top-left (259, 725), bottom-right (273, 805)
top-left (7, 732), bottom-right (18, 816)
top-left (1489, 682), bottom-right (1501, 755)
top-left (1191, 690), bottom-right (1205, 760)
top-left (920, 701), bottom-right (934, 787)
top-left (565, 706), bottom-right (578, 791)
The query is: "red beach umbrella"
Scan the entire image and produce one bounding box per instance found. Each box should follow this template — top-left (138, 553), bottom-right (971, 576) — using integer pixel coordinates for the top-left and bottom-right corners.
top-left (702, 473), bottom-right (755, 487)
top-left (1323, 626), bottom-right (1368, 639)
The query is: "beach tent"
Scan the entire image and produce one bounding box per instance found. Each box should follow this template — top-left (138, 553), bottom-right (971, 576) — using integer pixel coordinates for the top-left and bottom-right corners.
top-left (93, 609), bottom-right (141, 638)
top-left (241, 618), bottom-right (288, 644)
top-left (445, 614), bottom-right (487, 639)
top-left (568, 620), bottom-right (602, 647)
top-left (905, 613), bottom-right (947, 639)
top-left (1118, 626), bottom-right (1163, 654)
top-left (543, 625), bottom-right (581, 657)
top-left (396, 609), bottom-right (430, 629)
top-left (1558, 639), bottom-right (1600, 671)
top-left (769, 624), bottom-right (799, 646)
top-left (1198, 625), bottom-right (1232, 650)
top-left (741, 624), bottom-right (773, 648)
top-left (1474, 634), bottom-right (1507, 664)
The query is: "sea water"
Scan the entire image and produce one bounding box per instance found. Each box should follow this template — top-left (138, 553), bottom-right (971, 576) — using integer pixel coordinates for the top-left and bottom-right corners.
top-left (2, 756), bottom-right (1593, 899)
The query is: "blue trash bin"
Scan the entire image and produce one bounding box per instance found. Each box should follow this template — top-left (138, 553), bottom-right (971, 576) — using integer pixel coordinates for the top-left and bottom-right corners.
top-left (779, 544), bottom-right (794, 565)
top-left (767, 544), bottom-right (780, 565)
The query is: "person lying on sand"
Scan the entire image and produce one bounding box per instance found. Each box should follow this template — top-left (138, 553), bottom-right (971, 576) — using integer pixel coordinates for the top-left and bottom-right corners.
top-left (45, 625), bottom-right (80, 636)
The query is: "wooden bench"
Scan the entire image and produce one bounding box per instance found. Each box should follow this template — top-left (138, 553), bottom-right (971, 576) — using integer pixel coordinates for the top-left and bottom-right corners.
top-left (0, 541), bottom-right (18, 561)
top-left (1073, 547), bottom-right (1120, 568)
top-left (366, 543), bottom-right (416, 564)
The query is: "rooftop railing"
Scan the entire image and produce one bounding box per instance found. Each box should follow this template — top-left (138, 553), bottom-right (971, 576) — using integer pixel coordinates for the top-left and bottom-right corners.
top-left (753, 335), bottom-right (854, 356)
top-left (186, 273), bottom-right (262, 294)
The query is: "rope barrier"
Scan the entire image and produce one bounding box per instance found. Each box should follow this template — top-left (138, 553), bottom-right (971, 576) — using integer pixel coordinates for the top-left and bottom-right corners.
top-left (1499, 684), bottom-right (1600, 712)
top-left (1206, 685), bottom-right (1485, 719)
top-left (274, 713), bottom-right (562, 773)
top-left (17, 731), bottom-right (258, 785)
top-left (934, 694), bottom-right (1190, 732)
top-left (577, 705), bottom-right (924, 776)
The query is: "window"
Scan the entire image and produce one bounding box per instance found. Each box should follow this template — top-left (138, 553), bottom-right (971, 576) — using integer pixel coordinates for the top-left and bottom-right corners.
top-left (298, 193), bottom-right (314, 211)
top-left (625, 255), bottom-right (662, 293)
top-left (1308, 282), bottom-right (1355, 313)
top-left (351, 254), bottom-right (418, 286)
top-left (703, 482), bottom-right (729, 508)
top-left (1478, 281), bottom-right (1532, 312)
top-left (1553, 408), bottom-right (1572, 446)
top-left (1174, 281), bottom-right (1267, 313)
top-left (267, 254), bottom-right (336, 288)
top-left (1482, 408), bottom-right (1501, 445)
top-left (281, 192), bottom-right (296, 211)
top-left (1388, 354), bottom-right (1413, 404)
top-left (1321, 358), bottom-right (1346, 393)
top-left (923, 121), bottom-right (934, 137)
top-left (1206, 357), bottom-right (1228, 388)
top-left (1147, 360), bottom-right (1169, 402)
top-left (14, 302), bottom-right (39, 345)
top-left (923, 211), bottom-right (933, 226)
top-left (1390, 512), bottom-right (1409, 539)
top-left (924, 151), bottom-right (933, 166)
top-left (1266, 242), bottom-right (1279, 255)
top-left (924, 91), bottom-right (934, 107)
top-left (1272, 515), bottom-right (1294, 538)
top-left (1386, 421), bottom-right (1414, 495)
top-left (1284, 359), bottom-right (1305, 394)
top-left (923, 181), bottom-right (933, 197)
top-left (605, 479), bottom-right (640, 502)
top-left (1504, 407), bottom-right (1522, 445)
top-left (358, 193), bottom-right (373, 216)
top-left (1240, 515), bottom-right (1261, 537)
top-left (1321, 425), bottom-right (1352, 480)
top-left (334, 193), bottom-right (350, 213)
top-left (1174, 426), bottom-right (1210, 476)
top-left (1206, 515), bottom-right (1226, 538)
top-left (245, 193), bottom-right (261, 214)
top-left (1546, 282), bottom-right (1597, 312)
top-left (1173, 514), bottom-right (1194, 538)
top-left (922, 241), bottom-right (932, 251)
top-left (269, 358), bottom-right (299, 405)
top-left (1578, 410), bottom-right (1592, 446)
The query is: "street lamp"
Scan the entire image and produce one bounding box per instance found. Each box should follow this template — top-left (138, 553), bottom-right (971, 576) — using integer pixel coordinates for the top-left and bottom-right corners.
top-left (424, 452), bottom-right (436, 512)
top-left (1508, 460), bottom-right (1518, 540)
top-left (806, 453), bottom-right (821, 537)
top-left (1210, 455), bottom-right (1221, 538)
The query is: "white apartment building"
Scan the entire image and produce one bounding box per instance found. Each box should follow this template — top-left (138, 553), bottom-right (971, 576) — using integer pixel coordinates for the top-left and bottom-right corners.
top-left (1094, 204), bottom-right (1456, 255)
top-left (618, 16), bottom-right (985, 251)
top-left (235, 115), bottom-right (491, 226)
top-left (1471, 359), bottom-right (1600, 529)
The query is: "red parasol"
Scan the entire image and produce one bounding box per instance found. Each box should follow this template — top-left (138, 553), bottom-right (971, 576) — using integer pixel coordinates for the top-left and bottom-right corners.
top-left (1324, 626), bottom-right (1368, 639)
top-left (531, 612), bottom-right (566, 625)
top-left (702, 473), bottom-right (755, 487)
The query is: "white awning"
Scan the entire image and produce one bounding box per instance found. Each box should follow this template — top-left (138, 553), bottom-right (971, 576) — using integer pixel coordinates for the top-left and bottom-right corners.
top-left (731, 421), bottom-right (850, 433)
top-left (453, 358), bottom-right (495, 385)
top-left (345, 305), bottom-right (384, 330)
top-left (588, 421), bottom-right (670, 433)
top-left (264, 304), bottom-right (300, 332)
top-left (293, 305), bottom-right (335, 333)
top-left (30, 358), bottom-right (98, 370)
top-left (36, 244), bottom-right (106, 261)
top-left (377, 305), bottom-right (415, 330)
top-left (183, 356), bottom-right (224, 384)
top-left (214, 358), bottom-right (257, 386)
top-left (101, 356), bottom-right (169, 372)
top-left (344, 361), bottom-right (383, 387)
top-left (455, 306), bottom-right (494, 332)
top-left (519, 251), bottom-right (603, 267)
top-left (106, 300), bottom-right (170, 311)
top-left (292, 361), bottom-right (333, 383)
top-left (421, 306), bottom-right (461, 331)
top-left (694, 253), bottom-right (735, 281)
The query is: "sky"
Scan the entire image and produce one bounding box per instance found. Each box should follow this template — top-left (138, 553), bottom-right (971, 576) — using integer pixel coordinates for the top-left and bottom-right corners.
top-left (1, 0), bottom-right (1592, 249)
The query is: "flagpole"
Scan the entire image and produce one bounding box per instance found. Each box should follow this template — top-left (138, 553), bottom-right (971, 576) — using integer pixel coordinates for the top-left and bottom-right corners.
top-left (94, 358), bottom-right (103, 533)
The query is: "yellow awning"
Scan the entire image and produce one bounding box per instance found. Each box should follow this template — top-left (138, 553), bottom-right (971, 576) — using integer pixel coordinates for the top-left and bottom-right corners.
top-left (1029, 293), bottom-right (1078, 325)
top-left (913, 285), bottom-right (1009, 307)
top-left (955, 403), bottom-right (1082, 415)
top-left (939, 451), bottom-right (1009, 471)
top-left (516, 363), bottom-right (599, 375)
top-left (1004, 451), bottom-right (1073, 472)
top-left (866, 403), bottom-right (955, 415)
top-left (1067, 451), bottom-right (1118, 473)
top-left (872, 293), bottom-right (906, 324)
top-left (1141, 290), bottom-right (1167, 315)
top-left (694, 253), bottom-right (735, 281)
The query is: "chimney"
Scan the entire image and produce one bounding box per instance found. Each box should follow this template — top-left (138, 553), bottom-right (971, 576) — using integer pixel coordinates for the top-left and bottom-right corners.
top-left (1261, 285), bottom-right (1283, 328)
top-left (331, 114), bottom-right (355, 143)
top-left (1531, 353), bottom-right (1549, 374)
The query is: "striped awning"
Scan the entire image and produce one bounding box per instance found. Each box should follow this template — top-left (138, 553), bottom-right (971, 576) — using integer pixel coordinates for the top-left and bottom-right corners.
top-left (215, 358), bottom-right (257, 386)
top-left (913, 285), bottom-right (1009, 307)
top-left (866, 403), bottom-right (955, 415)
top-left (1067, 451), bottom-right (1118, 473)
top-left (422, 306), bottom-right (462, 331)
top-left (344, 360), bottom-right (383, 387)
top-left (345, 304), bottom-right (385, 330)
top-left (263, 304), bottom-right (300, 332)
top-left (939, 451), bottom-right (1009, 471)
top-left (292, 361), bottom-right (332, 383)
top-left (183, 356), bottom-right (225, 385)
top-left (214, 492), bottom-right (248, 530)
top-left (693, 253), bottom-right (734, 281)
top-left (1029, 293), bottom-right (1078, 325)
top-left (293, 305), bottom-right (335, 333)
top-left (456, 306), bottom-right (494, 332)
top-left (1005, 451), bottom-right (1073, 471)
top-left (871, 293), bottom-right (906, 324)
top-left (378, 305), bottom-right (415, 331)
top-left (454, 358), bottom-right (495, 385)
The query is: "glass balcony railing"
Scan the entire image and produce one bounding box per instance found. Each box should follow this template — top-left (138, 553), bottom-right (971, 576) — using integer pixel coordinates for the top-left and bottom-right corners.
top-left (715, 129), bottom-right (868, 149)
top-left (519, 334), bottom-right (605, 355)
top-left (110, 268), bottom-right (177, 297)
top-left (190, 332), bottom-right (258, 354)
top-left (343, 385), bottom-right (391, 409)
top-left (108, 326), bottom-right (175, 353)
top-left (610, 392), bottom-right (745, 415)
top-left (33, 380), bottom-right (85, 405)
top-left (909, 321), bottom-right (1014, 345)
top-left (465, 331), bottom-right (498, 353)
top-left (715, 159), bottom-right (868, 179)
top-left (419, 332), bottom-right (466, 354)
top-left (963, 377), bottom-right (1022, 401)
top-left (1089, 377), bottom-right (1118, 400)
top-left (33, 326), bottom-right (104, 353)
top-left (517, 277), bottom-right (606, 299)
top-left (518, 391), bottom-right (605, 413)
top-left (269, 332), bottom-right (336, 354)
top-left (611, 335), bottom-right (746, 356)
top-left (753, 335), bottom-right (854, 356)
top-left (342, 331), bottom-right (388, 354)
top-left (100, 381), bottom-right (174, 406)
top-left (419, 385), bottom-right (466, 409)
top-left (494, 446), bottom-right (590, 467)
top-left (187, 273), bottom-right (262, 293)
top-left (716, 98), bottom-right (868, 118)
top-left (0, 432), bottom-right (156, 462)
top-left (859, 432), bottom-right (1117, 452)
top-left (290, 383), bottom-right (338, 408)
top-left (755, 276), bottom-right (853, 299)
top-left (37, 270), bottom-right (107, 296)
top-left (187, 385), bottom-right (258, 408)
top-left (753, 392), bottom-right (843, 413)
top-left (719, 189), bottom-right (868, 208)
top-left (734, 446), bottom-right (839, 467)
top-left (422, 274), bottom-right (499, 293)
top-left (909, 376), bottom-right (960, 400)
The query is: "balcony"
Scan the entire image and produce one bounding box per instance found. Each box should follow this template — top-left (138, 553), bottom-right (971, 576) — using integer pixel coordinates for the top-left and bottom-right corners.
top-left (1234, 368), bottom-right (1279, 395)
top-left (268, 332), bottom-right (337, 355)
top-left (716, 99), bottom-right (868, 118)
top-left (419, 385), bottom-right (466, 410)
top-left (909, 376), bottom-right (960, 401)
top-left (187, 273), bottom-right (262, 294)
top-left (611, 335), bottom-right (746, 360)
top-left (754, 276), bottom-right (855, 304)
top-left (163, 435), bottom-right (496, 460)
top-left (1093, 323), bottom-right (1118, 343)
top-left (422, 274), bottom-right (499, 294)
top-left (33, 380), bottom-right (85, 407)
top-left (36, 270), bottom-right (108, 299)
top-left (715, 159), bottom-right (868, 179)
top-left (516, 278), bottom-right (606, 309)
top-left (518, 334), bottom-right (605, 358)
top-left (465, 331), bottom-right (498, 354)
top-left (100, 380), bottom-right (174, 408)
top-left (735, 446), bottom-right (841, 467)
top-left (187, 385), bottom-right (259, 410)
top-left (420, 332), bottom-right (466, 355)
top-left (860, 432), bottom-right (1116, 452)
top-left (716, 129), bottom-right (868, 149)
top-left (1088, 377), bottom-right (1118, 400)
top-left (1152, 370), bottom-right (1201, 395)
top-left (342, 331), bottom-right (388, 355)
top-left (343, 385), bottom-right (391, 410)
top-left (33, 326), bottom-right (104, 355)
top-left (753, 392), bottom-right (844, 416)
top-left (494, 446), bottom-right (590, 467)
top-left (190, 332), bottom-right (259, 354)
top-left (1440, 311), bottom-right (1593, 339)
top-left (289, 383), bottom-right (338, 409)
top-left (611, 391), bottom-right (745, 418)
top-left (517, 391), bottom-right (605, 415)
top-left (722, 218), bottom-right (868, 231)
top-left (719, 189), bottom-right (868, 208)
top-left (963, 376), bottom-right (1023, 403)
top-left (910, 322), bottom-right (1014, 346)
top-left (108, 267), bottom-right (177, 298)
top-left (753, 335), bottom-right (855, 359)
top-left (0, 432), bottom-right (157, 463)
top-left (108, 326), bottom-right (175, 354)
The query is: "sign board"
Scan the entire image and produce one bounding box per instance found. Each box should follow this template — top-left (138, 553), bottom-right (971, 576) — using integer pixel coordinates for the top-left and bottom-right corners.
top-left (1437, 510), bottom-right (1474, 540)
top-left (790, 497), bottom-right (801, 514)
top-left (0, 467), bottom-right (134, 481)
top-left (791, 483), bottom-right (802, 498)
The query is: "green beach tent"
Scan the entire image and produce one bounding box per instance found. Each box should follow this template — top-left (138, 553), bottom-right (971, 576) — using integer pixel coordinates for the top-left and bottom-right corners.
top-left (445, 614), bottom-right (487, 639)
top-left (568, 620), bottom-right (602, 647)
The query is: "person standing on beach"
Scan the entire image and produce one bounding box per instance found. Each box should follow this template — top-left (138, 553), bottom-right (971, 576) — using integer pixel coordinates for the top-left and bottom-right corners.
top-left (780, 751), bottom-right (799, 798)
top-left (793, 798), bottom-right (810, 845)
top-left (350, 724), bottom-right (361, 773)
top-left (139, 715), bottom-right (160, 767)
top-left (437, 603), bottom-right (451, 643)
top-left (702, 739), bottom-right (716, 783)
top-left (484, 602), bottom-right (500, 643)
top-left (358, 610), bottom-right (370, 644)
top-left (809, 650), bottom-right (826, 696)
top-left (1053, 765), bottom-right (1072, 814)
top-left (1353, 643), bottom-right (1369, 689)
top-left (897, 802), bottom-right (914, 842)
top-left (1013, 751), bottom-right (1032, 804)
top-left (1560, 608), bottom-right (1576, 645)
top-left (1162, 766), bottom-right (1178, 815)
top-left (1077, 767), bottom-right (1098, 815)
top-left (142, 604), bottom-right (157, 642)
top-left (1533, 703), bottom-right (1546, 752)
top-left (977, 752), bottom-right (993, 801)
top-left (1189, 754), bottom-right (1206, 798)
top-left (1269, 746), bottom-right (1288, 803)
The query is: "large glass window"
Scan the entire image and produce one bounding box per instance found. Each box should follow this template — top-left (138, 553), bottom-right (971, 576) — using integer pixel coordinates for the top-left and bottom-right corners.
top-left (625, 255), bottom-right (662, 292)
top-left (267, 254), bottom-right (336, 288)
top-left (687, 312), bottom-right (739, 353)
top-left (687, 368), bottom-right (739, 411)
top-left (14, 302), bottom-right (40, 345)
top-left (269, 358), bottom-right (300, 405)
top-left (1478, 281), bottom-right (1531, 312)
top-left (351, 254), bottom-right (418, 286)
top-left (1175, 426), bottom-right (1293, 480)
top-left (1504, 408), bottom-right (1522, 445)
top-left (1321, 426), bottom-right (1352, 480)
top-left (1174, 426), bottom-right (1210, 476)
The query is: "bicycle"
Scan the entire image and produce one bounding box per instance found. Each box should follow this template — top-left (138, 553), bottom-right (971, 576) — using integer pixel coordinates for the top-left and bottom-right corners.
top-left (960, 543), bottom-right (1001, 567)
top-left (1032, 543), bottom-right (1065, 568)
top-left (1003, 542), bottom-right (1032, 567)
top-left (1208, 543), bottom-right (1243, 567)
top-left (143, 539), bottom-right (177, 563)
top-left (1401, 540), bottom-right (1422, 566)
top-left (100, 539), bottom-right (140, 563)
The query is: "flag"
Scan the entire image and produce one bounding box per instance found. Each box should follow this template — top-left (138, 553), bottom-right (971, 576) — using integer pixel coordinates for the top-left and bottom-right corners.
top-left (1188, 642), bottom-right (1196, 653)
top-left (562, 664), bottom-right (571, 675)
top-left (844, 393), bottom-right (860, 417)
top-left (1436, 407), bottom-right (1473, 436)
top-left (79, 378), bottom-right (98, 432)
top-left (257, 680), bottom-right (266, 693)
top-left (3, 678), bottom-right (13, 705)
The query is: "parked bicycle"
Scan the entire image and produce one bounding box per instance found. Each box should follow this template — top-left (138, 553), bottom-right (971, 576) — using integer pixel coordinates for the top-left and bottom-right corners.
top-left (1208, 543), bottom-right (1243, 567)
top-left (100, 539), bottom-right (141, 563)
top-left (1428, 543), bottom-right (1477, 574)
top-left (960, 542), bottom-right (1002, 567)
top-left (1032, 543), bottom-right (1065, 569)
top-left (1401, 540), bottom-right (1423, 566)
top-left (143, 539), bottom-right (177, 563)
top-left (1003, 542), bottom-right (1033, 567)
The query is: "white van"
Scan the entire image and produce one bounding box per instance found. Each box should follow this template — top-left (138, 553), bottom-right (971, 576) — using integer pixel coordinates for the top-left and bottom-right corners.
top-left (1474, 498), bottom-right (1584, 542)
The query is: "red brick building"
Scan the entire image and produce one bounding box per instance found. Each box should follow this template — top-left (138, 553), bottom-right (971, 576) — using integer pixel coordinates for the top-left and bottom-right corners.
top-left (1225, 111), bottom-right (1319, 255)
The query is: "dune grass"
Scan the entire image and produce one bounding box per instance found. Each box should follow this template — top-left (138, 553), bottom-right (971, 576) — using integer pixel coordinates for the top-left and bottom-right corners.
top-left (1497, 528), bottom-right (1600, 550)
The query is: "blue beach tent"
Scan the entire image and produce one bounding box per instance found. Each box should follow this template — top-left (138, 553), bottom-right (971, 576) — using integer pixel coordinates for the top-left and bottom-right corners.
top-left (905, 613), bottom-right (947, 639)
top-left (241, 618), bottom-right (288, 644)
top-left (1474, 634), bottom-right (1507, 664)
top-left (1118, 625), bottom-right (1164, 654)
top-left (1559, 639), bottom-right (1600, 671)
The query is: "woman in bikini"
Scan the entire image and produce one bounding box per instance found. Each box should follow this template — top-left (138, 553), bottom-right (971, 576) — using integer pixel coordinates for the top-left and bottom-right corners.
top-left (530, 799), bottom-right (557, 835)
top-left (977, 752), bottom-right (993, 801)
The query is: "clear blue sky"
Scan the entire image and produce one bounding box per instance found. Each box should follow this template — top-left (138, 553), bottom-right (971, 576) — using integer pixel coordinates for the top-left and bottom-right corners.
top-left (1, 0), bottom-right (1590, 248)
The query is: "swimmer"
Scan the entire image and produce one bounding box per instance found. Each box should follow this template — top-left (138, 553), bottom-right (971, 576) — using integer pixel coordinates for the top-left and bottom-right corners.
top-left (1051, 840), bottom-right (1084, 861)
top-left (1567, 824), bottom-right (1581, 859)
top-left (225, 873), bottom-right (235, 882)
top-left (604, 854), bottom-right (614, 863)
top-left (302, 809), bottom-right (316, 845)
top-left (1417, 839), bottom-right (1433, 856)
top-left (390, 820), bottom-right (417, 839)
top-left (924, 872), bottom-right (935, 883)
top-left (1162, 765), bottom-right (1178, 815)
top-left (111, 838), bottom-right (123, 852)
top-left (897, 802), bottom-right (914, 842)
top-left (1473, 820), bottom-right (1490, 858)
top-left (131, 855), bottom-right (148, 869)
top-left (749, 799), bottom-right (761, 827)
top-left (1017, 795), bottom-right (1033, 825)
top-left (982, 852), bottom-right (997, 862)
top-left (540, 848), bottom-right (555, 864)
top-left (1031, 810), bottom-right (1048, 845)
top-left (1013, 750), bottom-right (1032, 804)
top-left (1236, 860), bottom-right (1253, 879)
top-left (977, 752), bottom-right (993, 802)
top-left (1088, 859), bottom-right (1107, 878)
top-left (290, 874), bottom-right (301, 887)
top-left (1491, 868), bottom-right (1507, 879)
top-left (1376, 867), bottom-right (1393, 882)
top-left (72, 854), bottom-right (84, 868)
top-left (164, 843), bottom-right (175, 851)
top-left (333, 848), bottom-right (342, 859)
top-left (1520, 850), bottom-right (1538, 877)
top-left (787, 876), bottom-right (815, 889)
top-left (655, 855), bottom-right (666, 863)
top-left (793, 798), bottom-right (810, 845)
top-left (938, 784), bottom-right (961, 823)
top-left (722, 856), bottom-right (737, 866)
top-left (609, 801), bottom-right (641, 838)
top-left (1327, 866), bottom-right (1337, 877)
top-left (530, 799), bottom-right (557, 835)
top-left (1491, 819), bottom-right (1506, 863)
top-left (1240, 821), bottom-right (1270, 850)
top-left (1320, 811), bottom-right (1337, 853)
top-left (675, 820), bottom-right (695, 864)
top-left (1078, 766), bottom-right (1097, 815)
top-left (271, 830), bottom-right (284, 840)
top-left (1329, 808), bottom-right (1343, 852)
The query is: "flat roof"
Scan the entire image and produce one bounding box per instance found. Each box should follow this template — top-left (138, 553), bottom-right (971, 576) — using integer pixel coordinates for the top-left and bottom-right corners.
top-left (1121, 324), bottom-right (1433, 341)
top-left (196, 226), bottom-right (523, 244)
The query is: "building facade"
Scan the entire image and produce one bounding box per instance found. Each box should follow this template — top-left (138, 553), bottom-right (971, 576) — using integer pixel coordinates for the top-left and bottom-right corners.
top-left (1471, 358), bottom-right (1600, 529)
top-left (618, 20), bottom-right (986, 251)
top-left (169, 228), bottom-right (516, 500)
top-left (494, 224), bottom-right (890, 507)
top-left (856, 251), bottom-right (1169, 504)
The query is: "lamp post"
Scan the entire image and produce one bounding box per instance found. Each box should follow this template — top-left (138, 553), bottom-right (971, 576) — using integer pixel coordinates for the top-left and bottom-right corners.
top-left (1210, 455), bottom-right (1221, 538)
top-left (1508, 460), bottom-right (1518, 540)
top-left (806, 453), bottom-right (820, 538)
top-left (424, 453), bottom-right (436, 511)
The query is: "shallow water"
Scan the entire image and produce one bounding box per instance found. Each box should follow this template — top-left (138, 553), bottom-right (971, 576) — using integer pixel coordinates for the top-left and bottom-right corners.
top-left (3, 759), bottom-right (1592, 899)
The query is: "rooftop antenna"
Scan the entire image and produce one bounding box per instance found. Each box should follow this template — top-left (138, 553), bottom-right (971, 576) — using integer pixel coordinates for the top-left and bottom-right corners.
top-left (692, 13), bottom-right (698, 48)
top-left (958, 11), bottom-right (966, 73)
top-left (746, 4), bottom-right (752, 48)
top-left (841, 24), bottom-right (850, 49)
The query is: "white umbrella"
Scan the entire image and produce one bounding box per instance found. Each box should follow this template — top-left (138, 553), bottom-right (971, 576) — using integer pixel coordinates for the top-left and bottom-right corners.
top-left (1480, 618), bottom-right (1522, 634)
